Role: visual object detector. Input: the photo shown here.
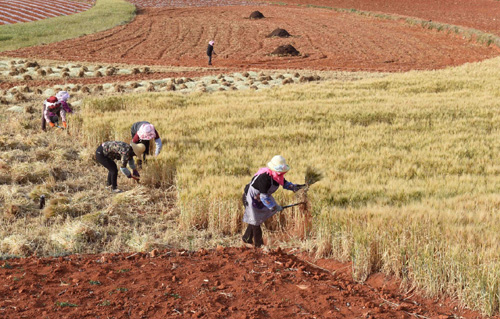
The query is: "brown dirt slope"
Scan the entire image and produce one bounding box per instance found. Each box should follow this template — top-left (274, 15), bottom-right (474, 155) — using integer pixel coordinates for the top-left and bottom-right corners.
top-left (281, 0), bottom-right (500, 36)
top-left (0, 247), bottom-right (491, 318)
top-left (2, 5), bottom-right (497, 72)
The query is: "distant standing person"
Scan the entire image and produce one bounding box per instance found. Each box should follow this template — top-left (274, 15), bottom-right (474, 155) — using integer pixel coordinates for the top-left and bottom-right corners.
top-left (207, 40), bottom-right (216, 66)
top-left (131, 121), bottom-right (162, 167)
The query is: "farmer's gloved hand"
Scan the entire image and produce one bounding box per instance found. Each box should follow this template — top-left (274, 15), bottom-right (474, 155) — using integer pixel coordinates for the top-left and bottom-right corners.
top-left (129, 175), bottom-right (140, 181)
top-left (49, 122), bottom-right (55, 128)
top-left (133, 169), bottom-right (140, 178)
top-left (293, 184), bottom-right (307, 192)
top-left (62, 121), bottom-right (67, 129)
top-left (272, 205), bottom-right (283, 212)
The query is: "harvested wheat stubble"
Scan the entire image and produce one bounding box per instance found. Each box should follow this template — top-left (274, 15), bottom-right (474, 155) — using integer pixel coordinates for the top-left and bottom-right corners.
top-left (272, 44), bottom-right (300, 56)
top-left (80, 86), bottom-right (90, 93)
top-left (299, 75), bottom-right (321, 82)
top-left (147, 83), bottom-right (155, 91)
top-left (267, 28), bottom-right (291, 38)
top-left (249, 10), bottom-right (264, 19)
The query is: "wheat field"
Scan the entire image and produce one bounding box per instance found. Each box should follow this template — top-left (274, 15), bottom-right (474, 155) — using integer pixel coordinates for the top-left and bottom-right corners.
top-left (66, 57), bottom-right (500, 313)
top-left (1, 47), bottom-right (500, 315)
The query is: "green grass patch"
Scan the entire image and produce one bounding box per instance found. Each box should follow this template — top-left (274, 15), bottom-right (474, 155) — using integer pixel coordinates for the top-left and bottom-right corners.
top-left (165, 292), bottom-right (181, 299)
top-left (0, 262), bottom-right (13, 269)
top-left (99, 300), bottom-right (111, 306)
top-left (56, 301), bottom-right (78, 307)
top-left (0, 0), bottom-right (135, 52)
top-left (116, 268), bottom-right (130, 273)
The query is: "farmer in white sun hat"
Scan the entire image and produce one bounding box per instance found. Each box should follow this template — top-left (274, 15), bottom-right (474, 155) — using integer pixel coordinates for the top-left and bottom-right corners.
top-left (95, 141), bottom-right (143, 193)
top-left (242, 155), bottom-right (306, 247)
top-left (131, 121), bottom-right (163, 167)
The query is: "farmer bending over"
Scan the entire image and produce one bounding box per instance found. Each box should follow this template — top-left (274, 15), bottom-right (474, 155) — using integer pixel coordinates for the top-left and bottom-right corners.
top-left (242, 155), bottom-right (305, 247)
top-left (41, 91), bottom-right (72, 131)
top-left (95, 141), bottom-right (143, 193)
top-left (131, 121), bottom-right (162, 167)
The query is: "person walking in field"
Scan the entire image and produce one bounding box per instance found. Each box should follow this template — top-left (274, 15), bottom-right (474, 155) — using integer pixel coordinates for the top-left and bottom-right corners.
top-left (207, 40), bottom-right (216, 66)
top-left (242, 155), bottom-right (306, 247)
top-left (95, 141), bottom-right (143, 193)
top-left (130, 121), bottom-right (163, 167)
top-left (41, 91), bottom-right (72, 131)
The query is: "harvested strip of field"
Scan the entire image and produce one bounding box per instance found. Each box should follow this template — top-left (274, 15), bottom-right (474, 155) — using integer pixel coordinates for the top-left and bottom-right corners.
top-left (3, 5), bottom-right (498, 72)
top-left (0, 0), bottom-right (94, 25)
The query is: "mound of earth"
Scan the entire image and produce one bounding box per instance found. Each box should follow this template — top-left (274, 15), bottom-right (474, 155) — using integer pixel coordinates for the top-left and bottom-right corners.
top-left (249, 10), bottom-right (264, 19)
top-left (267, 28), bottom-right (291, 38)
top-left (0, 247), bottom-right (484, 318)
top-left (271, 44), bottom-right (300, 56)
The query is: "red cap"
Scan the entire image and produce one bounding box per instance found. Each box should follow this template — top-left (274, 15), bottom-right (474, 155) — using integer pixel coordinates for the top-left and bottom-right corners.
top-left (47, 96), bottom-right (58, 103)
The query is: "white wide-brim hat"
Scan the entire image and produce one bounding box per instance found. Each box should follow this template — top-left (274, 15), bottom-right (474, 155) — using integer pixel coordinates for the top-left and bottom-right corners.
top-left (130, 143), bottom-right (146, 157)
top-left (267, 155), bottom-right (290, 173)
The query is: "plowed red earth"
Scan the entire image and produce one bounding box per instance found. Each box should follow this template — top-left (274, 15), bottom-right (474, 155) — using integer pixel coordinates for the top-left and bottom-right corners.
top-left (0, 247), bottom-right (488, 318)
top-left (3, 5), bottom-right (498, 72)
top-left (280, 0), bottom-right (500, 37)
top-left (0, 0), bottom-right (94, 25)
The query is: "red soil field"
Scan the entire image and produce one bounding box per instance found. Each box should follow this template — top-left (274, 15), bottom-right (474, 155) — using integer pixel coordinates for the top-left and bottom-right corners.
top-left (0, 0), bottom-right (94, 25)
top-left (3, 5), bottom-right (498, 72)
top-left (0, 247), bottom-right (490, 319)
top-left (280, 0), bottom-right (500, 37)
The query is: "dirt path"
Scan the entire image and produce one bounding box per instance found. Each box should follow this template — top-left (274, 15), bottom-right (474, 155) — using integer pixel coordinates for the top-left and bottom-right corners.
top-left (0, 247), bottom-right (489, 319)
top-left (3, 5), bottom-right (498, 72)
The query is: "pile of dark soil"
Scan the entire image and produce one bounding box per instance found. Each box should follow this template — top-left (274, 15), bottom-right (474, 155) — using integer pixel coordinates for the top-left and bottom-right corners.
top-left (271, 44), bottom-right (300, 56)
top-left (249, 11), bottom-right (265, 19)
top-left (267, 28), bottom-right (291, 38)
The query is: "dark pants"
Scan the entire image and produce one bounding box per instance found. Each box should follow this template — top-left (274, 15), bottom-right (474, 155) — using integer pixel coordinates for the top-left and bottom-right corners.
top-left (95, 145), bottom-right (118, 189)
top-left (242, 224), bottom-right (263, 247)
top-left (208, 54), bottom-right (212, 65)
